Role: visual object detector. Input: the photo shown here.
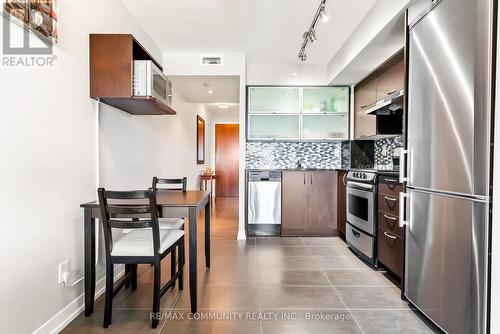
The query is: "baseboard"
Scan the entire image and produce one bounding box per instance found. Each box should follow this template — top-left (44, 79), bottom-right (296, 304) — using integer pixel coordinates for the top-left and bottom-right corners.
top-left (33, 264), bottom-right (125, 334)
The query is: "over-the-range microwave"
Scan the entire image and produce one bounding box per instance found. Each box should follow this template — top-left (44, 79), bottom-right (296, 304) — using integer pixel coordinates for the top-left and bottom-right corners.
top-left (133, 60), bottom-right (172, 107)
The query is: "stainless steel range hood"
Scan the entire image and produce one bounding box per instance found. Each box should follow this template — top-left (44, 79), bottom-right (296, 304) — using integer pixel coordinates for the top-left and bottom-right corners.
top-left (364, 89), bottom-right (404, 115)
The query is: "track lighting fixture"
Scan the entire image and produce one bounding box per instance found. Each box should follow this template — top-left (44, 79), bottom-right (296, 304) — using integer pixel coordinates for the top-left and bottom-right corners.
top-left (297, 0), bottom-right (328, 62)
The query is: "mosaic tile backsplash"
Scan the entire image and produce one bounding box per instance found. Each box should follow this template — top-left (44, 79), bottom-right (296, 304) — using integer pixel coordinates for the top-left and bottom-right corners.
top-left (246, 141), bottom-right (342, 170)
top-left (375, 136), bottom-right (404, 169)
top-left (245, 137), bottom-right (403, 170)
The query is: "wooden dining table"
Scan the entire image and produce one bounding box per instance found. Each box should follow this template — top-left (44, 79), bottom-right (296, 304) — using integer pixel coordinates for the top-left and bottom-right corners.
top-left (80, 190), bottom-right (211, 316)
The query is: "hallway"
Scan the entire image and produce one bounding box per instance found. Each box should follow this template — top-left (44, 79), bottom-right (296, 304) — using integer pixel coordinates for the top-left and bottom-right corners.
top-left (64, 197), bottom-right (434, 333)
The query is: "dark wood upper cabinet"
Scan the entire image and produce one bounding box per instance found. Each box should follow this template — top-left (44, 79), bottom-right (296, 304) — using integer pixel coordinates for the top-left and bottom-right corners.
top-left (354, 109), bottom-right (377, 139)
top-left (354, 50), bottom-right (404, 139)
top-left (354, 74), bottom-right (377, 112)
top-left (282, 171), bottom-right (336, 236)
top-left (376, 52), bottom-right (405, 100)
top-left (89, 34), bottom-right (176, 115)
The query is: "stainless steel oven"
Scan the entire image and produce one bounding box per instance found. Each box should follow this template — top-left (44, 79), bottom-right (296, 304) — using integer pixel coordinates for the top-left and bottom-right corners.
top-left (346, 170), bottom-right (377, 265)
top-left (347, 181), bottom-right (376, 234)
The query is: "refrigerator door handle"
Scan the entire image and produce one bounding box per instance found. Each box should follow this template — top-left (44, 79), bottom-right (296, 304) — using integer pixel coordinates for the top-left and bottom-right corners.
top-left (399, 192), bottom-right (409, 227)
top-left (399, 149), bottom-right (408, 183)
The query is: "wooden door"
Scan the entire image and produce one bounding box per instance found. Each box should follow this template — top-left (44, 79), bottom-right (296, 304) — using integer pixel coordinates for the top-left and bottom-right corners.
top-left (337, 170), bottom-right (347, 236)
top-left (215, 124), bottom-right (239, 197)
top-left (281, 171), bottom-right (308, 236)
top-left (307, 171), bottom-right (336, 235)
top-left (376, 52), bottom-right (405, 101)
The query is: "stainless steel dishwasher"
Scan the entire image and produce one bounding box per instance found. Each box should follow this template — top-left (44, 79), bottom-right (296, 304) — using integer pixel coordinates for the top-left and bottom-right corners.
top-left (247, 170), bottom-right (282, 236)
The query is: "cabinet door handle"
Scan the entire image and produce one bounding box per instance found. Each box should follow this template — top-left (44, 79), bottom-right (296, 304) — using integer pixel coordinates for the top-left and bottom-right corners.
top-left (342, 173), bottom-right (347, 186)
top-left (384, 214), bottom-right (397, 221)
top-left (303, 173), bottom-right (306, 184)
top-left (384, 231), bottom-right (397, 240)
top-left (387, 90), bottom-right (398, 95)
top-left (384, 196), bottom-right (398, 202)
top-left (310, 174), bottom-right (313, 185)
top-left (360, 105), bottom-right (367, 109)
top-left (384, 178), bottom-right (399, 183)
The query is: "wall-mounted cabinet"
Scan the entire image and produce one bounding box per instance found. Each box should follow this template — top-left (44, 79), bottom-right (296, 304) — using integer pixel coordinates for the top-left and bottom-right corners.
top-left (89, 34), bottom-right (176, 115)
top-left (247, 86), bottom-right (349, 141)
top-left (354, 51), bottom-right (404, 139)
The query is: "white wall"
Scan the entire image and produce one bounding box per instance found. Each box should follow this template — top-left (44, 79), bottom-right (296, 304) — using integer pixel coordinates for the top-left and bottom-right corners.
top-left (163, 52), bottom-right (247, 239)
top-left (0, 0), bottom-right (163, 333)
top-left (100, 89), bottom-right (213, 191)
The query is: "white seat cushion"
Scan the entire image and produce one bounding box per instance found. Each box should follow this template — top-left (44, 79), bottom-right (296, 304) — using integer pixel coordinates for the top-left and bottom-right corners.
top-left (158, 217), bottom-right (185, 230)
top-left (112, 229), bottom-right (184, 257)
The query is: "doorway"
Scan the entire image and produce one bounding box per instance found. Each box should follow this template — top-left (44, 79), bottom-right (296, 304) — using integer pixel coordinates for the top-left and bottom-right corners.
top-left (215, 123), bottom-right (239, 197)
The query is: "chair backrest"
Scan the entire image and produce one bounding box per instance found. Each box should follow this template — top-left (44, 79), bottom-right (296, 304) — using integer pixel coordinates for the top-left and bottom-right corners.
top-left (152, 177), bottom-right (187, 192)
top-left (97, 188), bottom-right (160, 258)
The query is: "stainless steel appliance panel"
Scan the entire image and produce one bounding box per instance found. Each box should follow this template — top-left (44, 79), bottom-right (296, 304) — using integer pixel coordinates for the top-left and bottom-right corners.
top-left (346, 183), bottom-right (376, 235)
top-left (407, 0), bottom-right (493, 197)
top-left (404, 188), bottom-right (489, 334)
top-left (346, 224), bottom-right (375, 260)
top-left (248, 171), bottom-right (282, 225)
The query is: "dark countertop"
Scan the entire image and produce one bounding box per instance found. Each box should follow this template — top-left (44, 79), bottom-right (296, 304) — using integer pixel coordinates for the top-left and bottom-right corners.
top-left (245, 168), bottom-right (399, 175)
top-left (246, 168), bottom-right (341, 172)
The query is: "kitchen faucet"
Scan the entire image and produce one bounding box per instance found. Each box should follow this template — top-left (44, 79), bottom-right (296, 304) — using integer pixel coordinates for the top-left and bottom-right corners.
top-left (296, 158), bottom-right (303, 169)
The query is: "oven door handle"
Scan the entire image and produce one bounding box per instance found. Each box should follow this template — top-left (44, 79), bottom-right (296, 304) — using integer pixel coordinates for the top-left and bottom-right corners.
top-left (347, 181), bottom-right (374, 191)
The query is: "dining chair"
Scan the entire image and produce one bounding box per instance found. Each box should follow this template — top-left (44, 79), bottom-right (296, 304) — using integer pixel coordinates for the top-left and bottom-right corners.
top-left (152, 177), bottom-right (188, 288)
top-left (152, 177), bottom-right (187, 230)
top-left (97, 188), bottom-right (185, 329)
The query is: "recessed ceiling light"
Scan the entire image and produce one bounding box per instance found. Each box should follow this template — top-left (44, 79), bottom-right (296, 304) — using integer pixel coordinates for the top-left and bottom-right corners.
top-left (292, 73), bottom-right (298, 77)
top-left (208, 90), bottom-right (214, 94)
top-left (203, 82), bottom-right (210, 87)
top-left (218, 104), bottom-right (229, 109)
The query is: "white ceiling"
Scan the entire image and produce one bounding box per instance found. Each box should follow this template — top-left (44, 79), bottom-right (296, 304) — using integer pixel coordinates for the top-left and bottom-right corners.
top-left (122, 0), bottom-right (378, 65)
top-left (169, 75), bottom-right (240, 103)
top-left (205, 103), bottom-right (239, 114)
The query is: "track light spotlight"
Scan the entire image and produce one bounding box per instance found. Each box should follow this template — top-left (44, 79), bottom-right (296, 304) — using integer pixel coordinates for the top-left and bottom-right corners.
top-left (298, 50), bottom-right (307, 62)
top-left (309, 29), bottom-right (317, 43)
top-left (320, 4), bottom-right (329, 23)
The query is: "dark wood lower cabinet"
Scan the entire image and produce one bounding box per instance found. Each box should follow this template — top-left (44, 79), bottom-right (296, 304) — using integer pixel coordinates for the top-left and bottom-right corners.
top-left (281, 171), bottom-right (308, 235)
top-left (337, 170), bottom-right (347, 237)
top-left (377, 228), bottom-right (403, 277)
top-left (377, 177), bottom-right (404, 279)
top-left (282, 171), bottom-right (337, 236)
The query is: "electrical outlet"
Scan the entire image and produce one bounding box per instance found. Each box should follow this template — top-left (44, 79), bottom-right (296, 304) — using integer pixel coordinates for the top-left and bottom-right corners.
top-left (382, 147), bottom-right (388, 157)
top-left (58, 260), bottom-right (69, 284)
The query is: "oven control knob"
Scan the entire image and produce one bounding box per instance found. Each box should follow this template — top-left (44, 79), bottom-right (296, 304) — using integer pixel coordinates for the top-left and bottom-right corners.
top-left (362, 174), bottom-right (367, 179)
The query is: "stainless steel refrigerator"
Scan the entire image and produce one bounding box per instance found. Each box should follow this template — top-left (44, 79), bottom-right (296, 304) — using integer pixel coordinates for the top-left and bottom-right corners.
top-left (403, 0), bottom-right (495, 333)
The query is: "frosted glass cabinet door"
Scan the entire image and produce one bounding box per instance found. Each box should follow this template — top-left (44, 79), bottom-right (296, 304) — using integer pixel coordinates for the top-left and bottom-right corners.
top-left (303, 87), bottom-right (349, 113)
top-left (248, 87), bottom-right (300, 113)
top-left (248, 115), bottom-right (300, 139)
top-left (302, 115), bottom-right (348, 140)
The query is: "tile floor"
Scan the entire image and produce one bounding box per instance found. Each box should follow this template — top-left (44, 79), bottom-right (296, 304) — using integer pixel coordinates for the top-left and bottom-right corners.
top-left (63, 197), bottom-right (436, 333)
